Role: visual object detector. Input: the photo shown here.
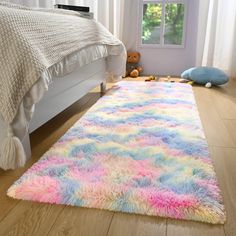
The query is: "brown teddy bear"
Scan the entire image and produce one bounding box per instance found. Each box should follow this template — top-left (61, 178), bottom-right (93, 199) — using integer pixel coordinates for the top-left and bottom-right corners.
top-left (126, 52), bottom-right (143, 78)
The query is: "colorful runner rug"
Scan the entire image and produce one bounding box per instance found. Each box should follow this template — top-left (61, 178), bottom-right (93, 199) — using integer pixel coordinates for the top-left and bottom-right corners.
top-left (7, 82), bottom-right (226, 224)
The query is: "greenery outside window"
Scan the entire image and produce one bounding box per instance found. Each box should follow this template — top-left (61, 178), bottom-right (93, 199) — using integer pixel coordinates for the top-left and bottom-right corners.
top-left (141, 0), bottom-right (187, 47)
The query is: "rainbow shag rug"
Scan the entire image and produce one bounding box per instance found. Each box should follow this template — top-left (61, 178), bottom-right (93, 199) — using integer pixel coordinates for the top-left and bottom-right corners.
top-left (7, 82), bottom-right (226, 224)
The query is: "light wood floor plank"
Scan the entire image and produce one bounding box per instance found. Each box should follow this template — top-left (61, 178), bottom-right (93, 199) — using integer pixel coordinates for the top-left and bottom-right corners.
top-left (167, 220), bottom-right (225, 236)
top-left (48, 207), bottom-right (113, 236)
top-left (198, 79), bottom-right (236, 119)
top-left (0, 201), bottom-right (19, 223)
top-left (107, 213), bottom-right (166, 236)
top-left (213, 97), bottom-right (236, 120)
top-left (210, 147), bottom-right (236, 236)
top-left (0, 176), bottom-right (16, 201)
top-left (0, 201), bottom-right (64, 236)
top-left (211, 80), bottom-right (236, 99)
top-left (193, 86), bottom-right (235, 147)
top-left (223, 120), bottom-right (236, 146)
top-left (0, 175), bottom-right (19, 222)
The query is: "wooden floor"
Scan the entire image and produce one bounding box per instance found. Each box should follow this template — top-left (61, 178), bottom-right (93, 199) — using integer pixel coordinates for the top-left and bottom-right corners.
top-left (0, 77), bottom-right (236, 236)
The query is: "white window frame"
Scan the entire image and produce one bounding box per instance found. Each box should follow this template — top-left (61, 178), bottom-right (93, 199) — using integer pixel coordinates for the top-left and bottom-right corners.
top-left (138, 0), bottom-right (188, 49)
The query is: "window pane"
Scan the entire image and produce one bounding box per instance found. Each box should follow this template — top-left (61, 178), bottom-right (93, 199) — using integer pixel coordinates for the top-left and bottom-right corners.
top-left (142, 3), bottom-right (162, 44)
top-left (164, 3), bottom-right (185, 45)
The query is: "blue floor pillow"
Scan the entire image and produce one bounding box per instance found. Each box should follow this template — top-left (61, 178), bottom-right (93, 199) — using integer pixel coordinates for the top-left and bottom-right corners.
top-left (181, 67), bottom-right (229, 86)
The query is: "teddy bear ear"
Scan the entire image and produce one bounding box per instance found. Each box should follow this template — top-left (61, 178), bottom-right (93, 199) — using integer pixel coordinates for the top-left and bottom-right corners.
top-left (137, 52), bottom-right (141, 57)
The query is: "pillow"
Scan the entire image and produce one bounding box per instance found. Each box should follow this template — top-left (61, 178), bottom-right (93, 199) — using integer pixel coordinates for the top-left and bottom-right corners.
top-left (181, 67), bottom-right (229, 86)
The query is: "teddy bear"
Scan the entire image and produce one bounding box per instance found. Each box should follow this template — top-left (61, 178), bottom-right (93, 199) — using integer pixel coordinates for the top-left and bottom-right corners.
top-left (126, 52), bottom-right (143, 78)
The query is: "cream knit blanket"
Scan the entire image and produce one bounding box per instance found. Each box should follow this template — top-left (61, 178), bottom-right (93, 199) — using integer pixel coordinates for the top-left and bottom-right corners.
top-left (0, 2), bottom-right (124, 125)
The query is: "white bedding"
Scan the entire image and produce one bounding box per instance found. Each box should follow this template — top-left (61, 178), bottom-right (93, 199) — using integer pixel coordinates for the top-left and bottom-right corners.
top-left (0, 2), bottom-right (125, 124)
top-left (0, 44), bottom-right (126, 166)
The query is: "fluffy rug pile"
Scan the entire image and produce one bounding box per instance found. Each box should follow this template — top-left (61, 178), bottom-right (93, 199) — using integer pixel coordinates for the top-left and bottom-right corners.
top-left (7, 82), bottom-right (226, 224)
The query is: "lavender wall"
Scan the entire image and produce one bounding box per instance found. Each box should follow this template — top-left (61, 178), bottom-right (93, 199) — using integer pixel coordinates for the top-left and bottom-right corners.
top-left (138, 0), bottom-right (199, 76)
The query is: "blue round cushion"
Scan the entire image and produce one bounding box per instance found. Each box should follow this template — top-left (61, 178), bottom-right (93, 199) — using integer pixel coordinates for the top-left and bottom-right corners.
top-left (181, 67), bottom-right (229, 85)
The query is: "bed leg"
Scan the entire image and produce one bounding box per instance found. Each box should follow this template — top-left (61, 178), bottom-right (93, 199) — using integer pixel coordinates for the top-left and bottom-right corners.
top-left (21, 133), bottom-right (32, 160)
top-left (100, 82), bottom-right (106, 94)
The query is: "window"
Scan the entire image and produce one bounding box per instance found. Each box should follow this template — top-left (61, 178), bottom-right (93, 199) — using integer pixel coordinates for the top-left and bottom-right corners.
top-left (140, 0), bottom-right (187, 47)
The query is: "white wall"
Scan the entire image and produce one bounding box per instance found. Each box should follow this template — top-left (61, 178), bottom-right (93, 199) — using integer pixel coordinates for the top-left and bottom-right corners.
top-left (138, 0), bottom-right (199, 76)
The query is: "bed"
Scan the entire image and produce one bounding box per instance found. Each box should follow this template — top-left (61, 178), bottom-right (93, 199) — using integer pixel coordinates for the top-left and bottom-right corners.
top-left (0, 2), bottom-right (126, 170)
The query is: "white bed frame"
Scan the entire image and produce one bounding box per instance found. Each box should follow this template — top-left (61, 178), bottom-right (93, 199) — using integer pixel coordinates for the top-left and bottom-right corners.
top-left (22, 58), bottom-right (107, 159)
